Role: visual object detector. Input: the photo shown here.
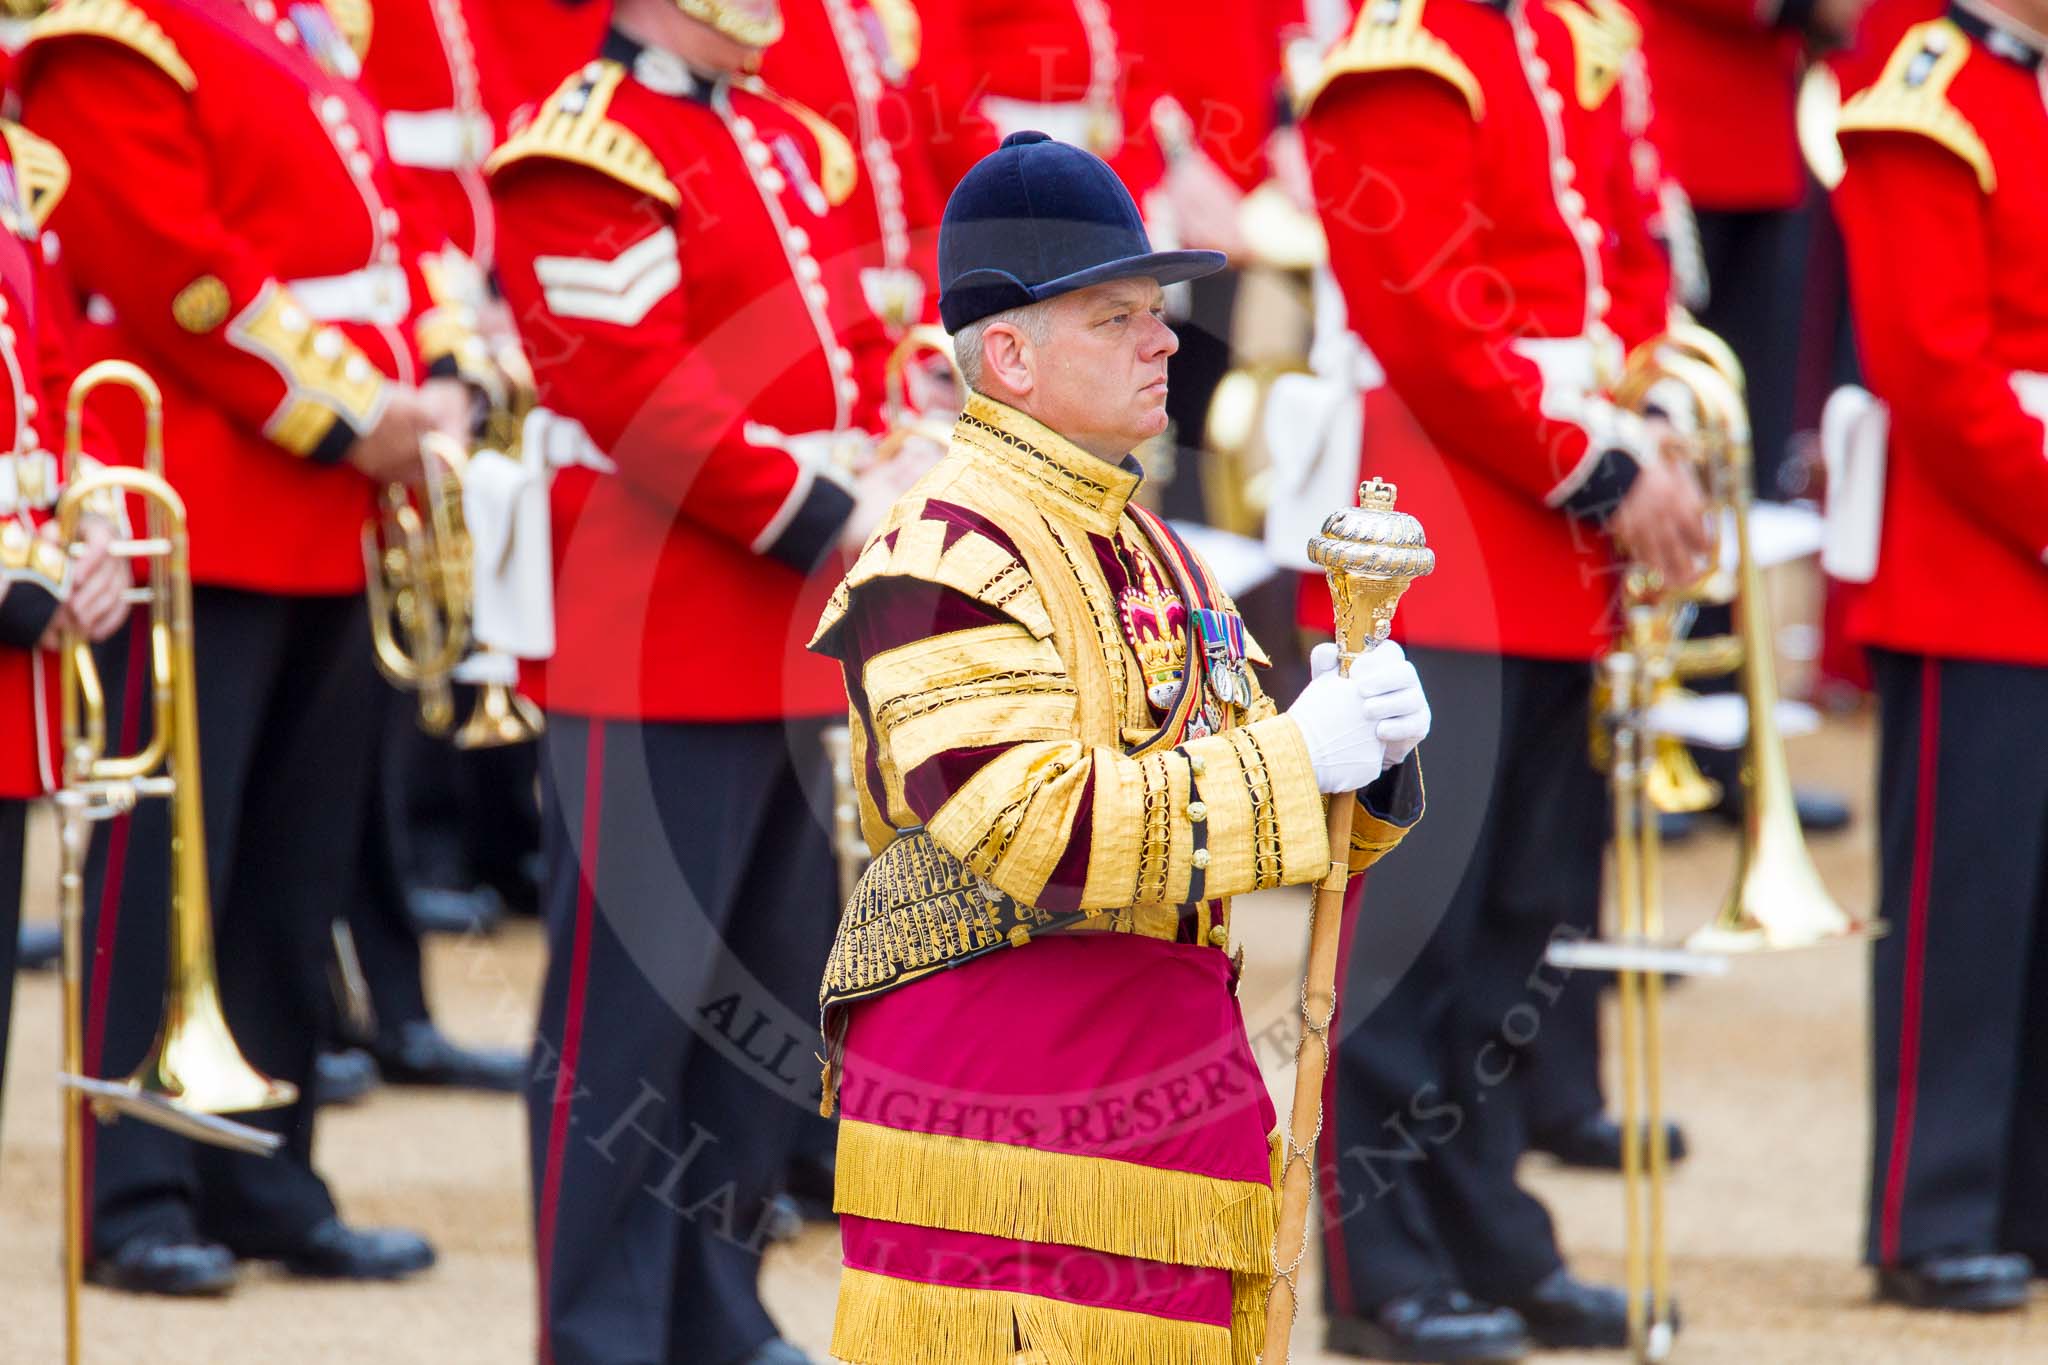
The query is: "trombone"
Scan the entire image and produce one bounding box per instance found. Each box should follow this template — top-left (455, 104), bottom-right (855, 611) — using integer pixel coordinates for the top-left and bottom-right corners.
top-left (1564, 329), bottom-right (1877, 1361)
top-left (52, 361), bottom-right (294, 1364)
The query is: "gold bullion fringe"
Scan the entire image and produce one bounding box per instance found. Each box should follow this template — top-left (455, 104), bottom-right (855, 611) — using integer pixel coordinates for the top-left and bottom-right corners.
top-left (1230, 1271), bottom-right (1268, 1365)
top-left (836, 1119), bottom-right (1277, 1275)
top-left (832, 1267), bottom-right (1233, 1365)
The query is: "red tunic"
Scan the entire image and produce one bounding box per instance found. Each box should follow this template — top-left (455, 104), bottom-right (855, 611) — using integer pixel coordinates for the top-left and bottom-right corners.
top-left (949, 0), bottom-right (1169, 195)
top-left (356, 0), bottom-right (512, 269)
top-left (18, 0), bottom-right (458, 595)
top-left (489, 33), bottom-right (891, 721)
top-left (757, 0), bottom-right (958, 330)
top-left (0, 122), bottom-right (83, 798)
top-left (1832, 10), bottom-right (2048, 666)
top-left (1299, 0), bottom-right (1673, 660)
top-left (1626, 0), bottom-right (1807, 212)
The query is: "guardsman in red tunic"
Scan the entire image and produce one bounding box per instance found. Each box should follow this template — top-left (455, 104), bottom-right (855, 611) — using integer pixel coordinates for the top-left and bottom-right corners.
top-left (757, 0), bottom-right (965, 335)
top-left (1628, 0), bottom-right (1868, 500)
top-left (486, 1), bottom-right (920, 1360)
top-left (1830, 0), bottom-right (2048, 1314)
top-left (17, 0), bottom-right (477, 1296)
top-left (0, 119), bottom-right (129, 1145)
top-left (335, 0), bottom-right (538, 1098)
top-left (1296, 0), bottom-right (1713, 1357)
top-left (355, 0), bottom-right (509, 271)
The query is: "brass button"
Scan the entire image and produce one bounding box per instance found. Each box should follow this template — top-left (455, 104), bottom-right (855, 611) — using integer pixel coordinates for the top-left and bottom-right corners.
top-left (1189, 755), bottom-right (1206, 777)
top-left (1207, 925), bottom-right (1229, 948)
top-left (1192, 848), bottom-right (1211, 869)
top-left (1188, 800), bottom-right (1208, 822)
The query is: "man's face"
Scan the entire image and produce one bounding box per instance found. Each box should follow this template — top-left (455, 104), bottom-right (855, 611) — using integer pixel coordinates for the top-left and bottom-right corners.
top-left (1027, 279), bottom-right (1179, 459)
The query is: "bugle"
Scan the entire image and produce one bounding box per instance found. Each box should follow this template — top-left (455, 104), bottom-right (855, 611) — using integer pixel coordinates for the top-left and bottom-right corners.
top-left (363, 432), bottom-right (471, 733)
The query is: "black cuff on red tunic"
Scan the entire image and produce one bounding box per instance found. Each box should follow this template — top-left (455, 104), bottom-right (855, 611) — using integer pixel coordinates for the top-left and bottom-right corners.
top-left (0, 578), bottom-right (62, 648)
top-left (1360, 749), bottom-right (1424, 829)
top-left (1775, 0), bottom-right (1819, 32)
top-left (766, 476), bottom-right (857, 574)
top-left (1560, 447), bottom-right (1641, 528)
top-left (312, 416), bottom-right (362, 466)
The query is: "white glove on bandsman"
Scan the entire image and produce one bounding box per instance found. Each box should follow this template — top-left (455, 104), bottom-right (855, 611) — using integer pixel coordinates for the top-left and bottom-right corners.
top-left (1290, 641), bottom-right (1431, 793)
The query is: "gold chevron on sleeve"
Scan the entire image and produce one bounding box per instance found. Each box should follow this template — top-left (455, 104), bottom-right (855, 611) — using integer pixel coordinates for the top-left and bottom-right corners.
top-left (1298, 0), bottom-right (1482, 120)
top-left (812, 514), bottom-right (1055, 647)
top-left (928, 739), bottom-right (1092, 905)
top-left (25, 0), bottom-right (196, 92)
top-left (485, 62), bottom-right (681, 208)
top-left (864, 622), bottom-right (1079, 775)
top-left (1838, 20), bottom-right (1995, 193)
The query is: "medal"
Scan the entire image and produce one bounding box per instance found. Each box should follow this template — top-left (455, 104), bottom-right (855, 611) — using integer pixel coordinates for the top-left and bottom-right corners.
top-left (1192, 607), bottom-right (1251, 709)
top-left (288, 2), bottom-right (361, 79)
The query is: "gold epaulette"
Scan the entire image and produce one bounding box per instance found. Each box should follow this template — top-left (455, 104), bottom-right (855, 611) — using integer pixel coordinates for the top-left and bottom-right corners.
top-left (1298, 0), bottom-right (1482, 121)
top-left (810, 502), bottom-right (1055, 650)
top-left (484, 63), bottom-right (680, 208)
top-left (1838, 20), bottom-right (1995, 193)
top-left (24, 0), bottom-right (195, 92)
top-left (0, 122), bottom-right (69, 233)
top-left (732, 75), bottom-right (856, 208)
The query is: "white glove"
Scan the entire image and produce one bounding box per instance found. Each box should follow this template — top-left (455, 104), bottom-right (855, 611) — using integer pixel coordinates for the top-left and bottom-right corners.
top-left (1293, 641), bottom-right (1431, 793)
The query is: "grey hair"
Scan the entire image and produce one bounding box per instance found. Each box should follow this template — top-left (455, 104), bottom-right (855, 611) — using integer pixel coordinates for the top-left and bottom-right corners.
top-left (952, 300), bottom-right (1056, 395)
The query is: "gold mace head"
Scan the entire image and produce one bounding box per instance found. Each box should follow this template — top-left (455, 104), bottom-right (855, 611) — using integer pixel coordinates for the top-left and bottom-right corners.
top-left (1307, 478), bottom-right (1436, 656)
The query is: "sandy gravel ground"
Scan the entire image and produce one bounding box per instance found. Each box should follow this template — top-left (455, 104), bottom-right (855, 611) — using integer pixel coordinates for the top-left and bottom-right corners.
top-left (3, 711), bottom-right (2044, 1363)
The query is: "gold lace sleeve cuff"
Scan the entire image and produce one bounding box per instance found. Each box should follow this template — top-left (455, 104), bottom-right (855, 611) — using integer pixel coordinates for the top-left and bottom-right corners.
top-left (927, 739), bottom-right (1092, 905)
top-left (228, 281), bottom-right (390, 460)
top-left (1176, 714), bottom-right (1329, 900)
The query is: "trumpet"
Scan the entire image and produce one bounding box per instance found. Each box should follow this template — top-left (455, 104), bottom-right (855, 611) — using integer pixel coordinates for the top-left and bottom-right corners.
top-left (52, 361), bottom-right (293, 1364)
top-left (363, 433), bottom-right (471, 734)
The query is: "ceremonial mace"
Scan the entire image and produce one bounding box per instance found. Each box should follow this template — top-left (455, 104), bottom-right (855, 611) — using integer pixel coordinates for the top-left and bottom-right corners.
top-left (1265, 479), bottom-right (1435, 1359)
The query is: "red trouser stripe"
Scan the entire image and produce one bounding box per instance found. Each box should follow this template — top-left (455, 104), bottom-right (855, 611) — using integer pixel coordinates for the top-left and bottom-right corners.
top-left (1880, 656), bottom-right (1941, 1264)
top-left (80, 621), bottom-right (151, 1249)
top-left (1319, 873), bottom-right (1368, 1316)
top-left (535, 719), bottom-right (605, 1364)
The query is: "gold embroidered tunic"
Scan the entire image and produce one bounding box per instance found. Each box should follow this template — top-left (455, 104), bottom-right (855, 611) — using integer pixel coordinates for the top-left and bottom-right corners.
top-left (809, 392), bottom-right (1422, 1365)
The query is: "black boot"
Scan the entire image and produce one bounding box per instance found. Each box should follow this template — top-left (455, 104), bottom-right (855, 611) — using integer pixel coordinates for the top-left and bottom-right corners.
top-left (252, 1216), bottom-right (437, 1281)
top-left (17, 920), bottom-right (60, 971)
top-left (1530, 1113), bottom-right (1689, 1171)
top-left (373, 1020), bottom-right (526, 1092)
top-left (1877, 1253), bottom-right (2032, 1312)
top-left (86, 1232), bottom-right (238, 1297)
top-left (1325, 1289), bottom-right (1530, 1362)
top-left (313, 1047), bottom-right (382, 1106)
top-left (1500, 1269), bottom-right (1640, 1350)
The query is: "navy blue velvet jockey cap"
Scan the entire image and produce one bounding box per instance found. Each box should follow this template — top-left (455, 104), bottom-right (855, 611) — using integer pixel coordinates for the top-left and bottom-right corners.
top-left (937, 131), bottom-right (1225, 333)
